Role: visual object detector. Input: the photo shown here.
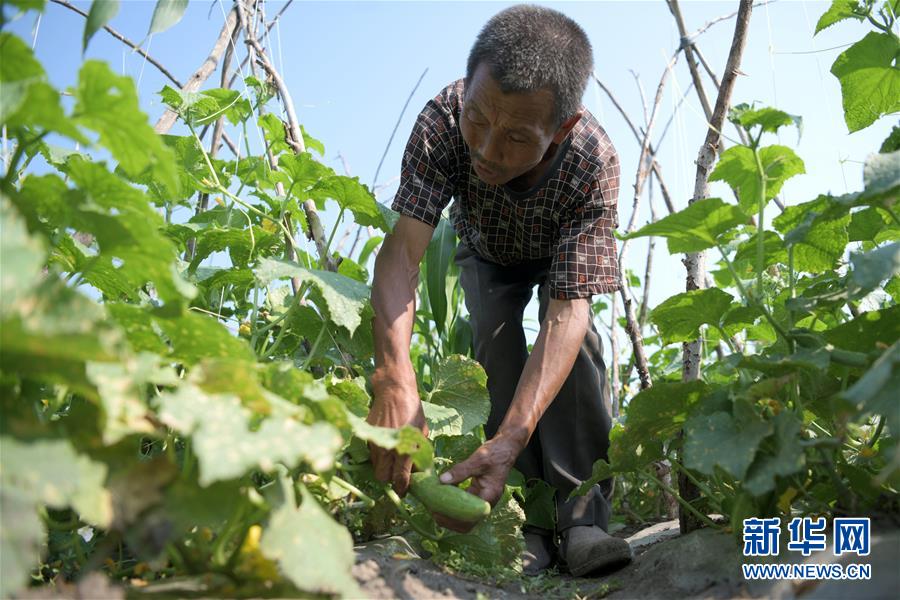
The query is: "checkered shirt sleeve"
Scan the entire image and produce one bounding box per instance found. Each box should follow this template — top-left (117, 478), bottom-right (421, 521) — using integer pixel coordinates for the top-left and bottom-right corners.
top-left (549, 153), bottom-right (621, 299)
top-left (390, 97), bottom-right (457, 228)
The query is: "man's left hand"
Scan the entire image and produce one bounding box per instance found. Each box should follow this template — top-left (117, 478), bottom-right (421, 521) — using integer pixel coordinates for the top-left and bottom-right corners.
top-left (431, 435), bottom-right (523, 533)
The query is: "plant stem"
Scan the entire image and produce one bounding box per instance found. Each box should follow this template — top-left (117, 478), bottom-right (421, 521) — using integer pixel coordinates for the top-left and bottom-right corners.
top-left (752, 146), bottom-right (768, 303)
top-left (716, 243), bottom-right (790, 341)
top-left (868, 416), bottom-right (885, 448)
top-left (383, 486), bottom-right (443, 542)
top-left (325, 211), bottom-right (344, 252)
top-left (641, 469), bottom-right (721, 530)
top-left (300, 321), bottom-right (328, 369)
top-left (0, 131), bottom-right (47, 190)
top-left (331, 475), bottom-right (375, 507)
top-left (885, 206), bottom-right (900, 228)
top-left (715, 325), bottom-right (739, 354)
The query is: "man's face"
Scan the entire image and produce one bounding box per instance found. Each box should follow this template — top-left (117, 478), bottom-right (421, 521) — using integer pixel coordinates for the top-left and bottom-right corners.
top-left (461, 63), bottom-right (572, 186)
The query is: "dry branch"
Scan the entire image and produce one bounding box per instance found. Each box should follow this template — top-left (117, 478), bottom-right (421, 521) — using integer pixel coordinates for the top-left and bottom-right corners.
top-left (616, 52), bottom-right (679, 392)
top-left (593, 75), bottom-right (676, 215)
top-left (677, 0), bottom-right (754, 534)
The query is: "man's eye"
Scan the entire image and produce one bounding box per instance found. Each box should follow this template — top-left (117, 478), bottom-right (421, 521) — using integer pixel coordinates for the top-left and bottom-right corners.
top-left (510, 137), bottom-right (527, 144)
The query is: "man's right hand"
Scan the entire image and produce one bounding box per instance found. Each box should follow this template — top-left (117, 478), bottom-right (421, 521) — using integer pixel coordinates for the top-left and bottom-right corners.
top-left (366, 372), bottom-right (428, 497)
top-left (367, 215), bottom-right (436, 496)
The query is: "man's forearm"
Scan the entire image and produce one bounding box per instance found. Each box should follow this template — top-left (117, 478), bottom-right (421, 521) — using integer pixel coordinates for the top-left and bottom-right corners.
top-left (495, 298), bottom-right (591, 449)
top-left (371, 238), bottom-right (419, 387)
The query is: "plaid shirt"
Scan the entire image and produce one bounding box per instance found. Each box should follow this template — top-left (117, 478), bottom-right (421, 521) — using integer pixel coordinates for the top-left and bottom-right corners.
top-left (391, 79), bottom-right (621, 299)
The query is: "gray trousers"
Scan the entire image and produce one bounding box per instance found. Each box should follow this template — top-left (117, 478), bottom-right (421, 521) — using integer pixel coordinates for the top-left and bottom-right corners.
top-left (454, 242), bottom-right (614, 534)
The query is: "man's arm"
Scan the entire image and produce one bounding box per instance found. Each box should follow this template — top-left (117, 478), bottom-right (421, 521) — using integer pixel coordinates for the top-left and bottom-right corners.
top-left (367, 215), bottom-right (435, 496)
top-left (496, 297), bottom-right (591, 448)
top-left (436, 296), bottom-right (590, 530)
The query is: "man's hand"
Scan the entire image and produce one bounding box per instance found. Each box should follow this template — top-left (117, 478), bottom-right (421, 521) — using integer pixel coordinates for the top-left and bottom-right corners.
top-left (367, 372), bottom-right (428, 497)
top-left (368, 216), bottom-right (435, 496)
top-left (431, 435), bottom-right (523, 533)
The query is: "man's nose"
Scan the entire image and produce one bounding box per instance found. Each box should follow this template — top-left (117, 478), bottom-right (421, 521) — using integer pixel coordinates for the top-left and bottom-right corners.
top-left (479, 132), bottom-right (503, 166)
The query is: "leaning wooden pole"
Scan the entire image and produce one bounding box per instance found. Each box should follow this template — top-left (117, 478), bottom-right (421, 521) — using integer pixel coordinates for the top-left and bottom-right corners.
top-left (235, 0), bottom-right (337, 274)
top-left (677, 0), bottom-right (754, 534)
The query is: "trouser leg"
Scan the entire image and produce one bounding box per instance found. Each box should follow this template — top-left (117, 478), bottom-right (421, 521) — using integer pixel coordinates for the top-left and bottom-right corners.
top-left (535, 280), bottom-right (614, 533)
top-left (454, 243), bottom-right (545, 483)
top-left (454, 243), bottom-right (614, 534)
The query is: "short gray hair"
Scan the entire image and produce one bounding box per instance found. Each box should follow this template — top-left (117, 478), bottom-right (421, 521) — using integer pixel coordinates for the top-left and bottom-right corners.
top-left (466, 4), bottom-right (593, 126)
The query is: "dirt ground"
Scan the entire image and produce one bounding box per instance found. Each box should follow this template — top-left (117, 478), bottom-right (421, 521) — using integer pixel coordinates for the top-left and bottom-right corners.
top-left (352, 520), bottom-right (900, 600)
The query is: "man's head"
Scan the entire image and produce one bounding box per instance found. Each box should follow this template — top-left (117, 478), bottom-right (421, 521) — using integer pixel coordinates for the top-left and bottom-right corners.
top-left (461, 4), bottom-right (594, 185)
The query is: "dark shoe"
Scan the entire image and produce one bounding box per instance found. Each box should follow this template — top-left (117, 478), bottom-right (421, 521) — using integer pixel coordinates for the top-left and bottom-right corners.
top-left (560, 526), bottom-right (632, 577)
top-left (522, 531), bottom-right (554, 575)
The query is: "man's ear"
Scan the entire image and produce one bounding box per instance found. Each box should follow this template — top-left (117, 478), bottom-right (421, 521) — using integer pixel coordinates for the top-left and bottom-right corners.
top-left (552, 110), bottom-right (583, 144)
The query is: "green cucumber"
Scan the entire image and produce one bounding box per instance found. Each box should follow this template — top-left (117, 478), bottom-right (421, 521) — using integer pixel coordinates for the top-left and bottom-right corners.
top-left (409, 472), bottom-right (491, 524)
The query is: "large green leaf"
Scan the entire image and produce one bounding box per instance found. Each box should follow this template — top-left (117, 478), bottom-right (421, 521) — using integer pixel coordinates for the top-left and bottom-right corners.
top-left (842, 341), bottom-right (900, 440)
top-left (684, 408), bottom-right (772, 479)
top-left (733, 230), bottom-right (788, 270)
top-left (650, 288), bottom-right (734, 345)
top-left (106, 303), bottom-right (168, 354)
top-left (0, 437), bottom-right (112, 598)
top-left (709, 145), bottom-right (805, 214)
top-left (422, 355), bottom-right (490, 436)
top-left (830, 32), bottom-right (900, 132)
top-left (848, 207), bottom-right (900, 242)
top-left (620, 197), bottom-right (747, 253)
top-left (824, 305), bottom-right (900, 353)
top-left (82, 0), bottom-right (119, 52)
top-left (435, 489), bottom-right (525, 569)
top-left (147, 0), bottom-right (189, 36)
top-left (774, 195), bottom-right (851, 273)
top-left (4, 0), bottom-right (47, 11)
top-left (862, 149), bottom-right (900, 203)
top-left (311, 175), bottom-right (389, 231)
top-left (0, 196), bottom-right (46, 317)
top-left (86, 355), bottom-right (178, 445)
top-left (610, 380), bottom-right (709, 470)
top-left (742, 412), bottom-right (806, 495)
top-left (260, 486), bottom-right (360, 597)
top-left (346, 414), bottom-right (433, 471)
top-left (422, 401), bottom-right (463, 438)
top-left (160, 85), bottom-right (252, 127)
top-left (157, 386), bottom-right (342, 485)
top-left (815, 0), bottom-right (865, 33)
top-left (425, 219), bottom-right (456, 334)
top-left (721, 304), bottom-right (767, 337)
top-left (850, 241), bottom-right (900, 291)
top-left (1, 278), bottom-right (123, 396)
top-left (155, 311), bottom-right (255, 365)
top-left (56, 158), bottom-right (194, 302)
top-left (255, 258), bottom-right (370, 335)
top-left (187, 226), bottom-right (279, 271)
top-left (74, 61), bottom-right (179, 194)
top-left (259, 113), bottom-right (291, 155)
top-left (729, 104), bottom-right (802, 137)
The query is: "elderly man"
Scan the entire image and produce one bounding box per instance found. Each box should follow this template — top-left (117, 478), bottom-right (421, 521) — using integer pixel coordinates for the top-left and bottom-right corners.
top-left (367, 4), bottom-right (632, 576)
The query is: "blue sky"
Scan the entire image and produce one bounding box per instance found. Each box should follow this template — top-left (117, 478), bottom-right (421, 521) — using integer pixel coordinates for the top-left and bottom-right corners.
top-left (8, 0), bottom-right (895, 350)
